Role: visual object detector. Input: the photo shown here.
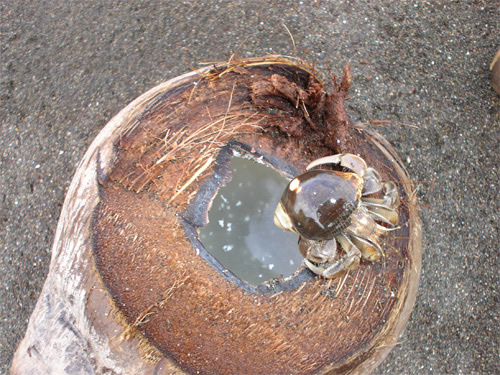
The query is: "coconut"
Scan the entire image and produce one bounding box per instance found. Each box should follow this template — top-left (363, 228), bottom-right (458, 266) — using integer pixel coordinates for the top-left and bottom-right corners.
top-left (12, 56), bottom-right (421, 375)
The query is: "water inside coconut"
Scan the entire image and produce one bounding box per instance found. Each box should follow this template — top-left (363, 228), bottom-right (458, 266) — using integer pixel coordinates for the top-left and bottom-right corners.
top-left (199, 156), bottom-right (303, 286)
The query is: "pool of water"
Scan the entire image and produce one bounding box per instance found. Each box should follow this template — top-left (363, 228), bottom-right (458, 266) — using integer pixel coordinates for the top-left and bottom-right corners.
top-left (199, 157), bottom-right (303, 286)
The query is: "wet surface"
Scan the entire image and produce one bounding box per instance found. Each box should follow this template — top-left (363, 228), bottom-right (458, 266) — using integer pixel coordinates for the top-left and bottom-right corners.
top-left (1, 1), bottom-right (498, 373)
top-left (199, 157), bottom-right (302, 286)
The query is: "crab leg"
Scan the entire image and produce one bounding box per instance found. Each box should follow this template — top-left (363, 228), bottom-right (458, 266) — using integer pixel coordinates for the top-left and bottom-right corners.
top-left (362, 168), bottom-right (383, 195)
top-left (304, 259), bottom-right (346, 279)
top-left (304, 235), bottom-right (360, 278)
top-left (306, 153), bottom-right (368, 177)
top-left (365, 179), bottom-right (399, 213)
top-left (349, 233), bottom-right (385, 261)
top-left (299, 237), bottom-right (337, 263)
top-left (366, 206), bottom-right (399, 226)
top-left (363, 181), bottom-right (400, 226)
top-left (363, 198), bottom-right (397, 209)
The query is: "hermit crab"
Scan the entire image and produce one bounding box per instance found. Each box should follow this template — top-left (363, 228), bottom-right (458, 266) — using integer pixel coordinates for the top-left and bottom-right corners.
top-left (274, 153), bottom-right (400, 278)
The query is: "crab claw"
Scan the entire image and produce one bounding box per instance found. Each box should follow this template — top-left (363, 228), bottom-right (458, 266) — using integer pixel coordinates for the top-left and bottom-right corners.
top-left (306, 153), bottom-right (368, 177)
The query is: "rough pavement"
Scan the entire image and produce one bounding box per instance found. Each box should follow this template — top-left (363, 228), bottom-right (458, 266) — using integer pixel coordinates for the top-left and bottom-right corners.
top-left (1, 1), bottom-right (498, 373)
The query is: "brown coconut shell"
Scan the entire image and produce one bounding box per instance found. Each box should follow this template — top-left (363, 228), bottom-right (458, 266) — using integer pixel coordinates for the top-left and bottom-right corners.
top-left (11, 56), bottom-right (422, 375)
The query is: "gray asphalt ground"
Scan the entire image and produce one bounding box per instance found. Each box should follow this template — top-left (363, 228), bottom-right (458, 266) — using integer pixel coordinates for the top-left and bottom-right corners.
top-left (1, 1), bottom-right (498, 374)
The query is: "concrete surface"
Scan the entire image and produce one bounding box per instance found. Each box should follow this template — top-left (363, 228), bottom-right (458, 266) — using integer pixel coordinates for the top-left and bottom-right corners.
top-left (0, 1), bottom-right (498, 373)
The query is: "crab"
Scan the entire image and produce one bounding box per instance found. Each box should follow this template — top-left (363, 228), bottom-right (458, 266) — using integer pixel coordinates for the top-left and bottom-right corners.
top-left (274, 153), bottom-right (400, 278)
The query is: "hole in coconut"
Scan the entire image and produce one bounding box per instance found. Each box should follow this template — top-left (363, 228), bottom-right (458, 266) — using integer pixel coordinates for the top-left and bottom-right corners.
top-left (199, 156), bottom-right (302, 286)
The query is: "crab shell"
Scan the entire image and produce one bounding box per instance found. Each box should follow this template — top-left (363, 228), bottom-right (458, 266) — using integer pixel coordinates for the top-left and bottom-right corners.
top-left (274, 169), bottom-right (363, 241)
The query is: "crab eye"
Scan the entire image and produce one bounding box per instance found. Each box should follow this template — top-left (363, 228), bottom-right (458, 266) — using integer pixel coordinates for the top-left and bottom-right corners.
top-left (274, 170), bottom-right (362, 240)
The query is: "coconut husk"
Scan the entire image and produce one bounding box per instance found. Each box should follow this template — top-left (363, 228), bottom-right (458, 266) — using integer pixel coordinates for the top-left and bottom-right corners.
top-left (12, 55), bottom-right (421, 375)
